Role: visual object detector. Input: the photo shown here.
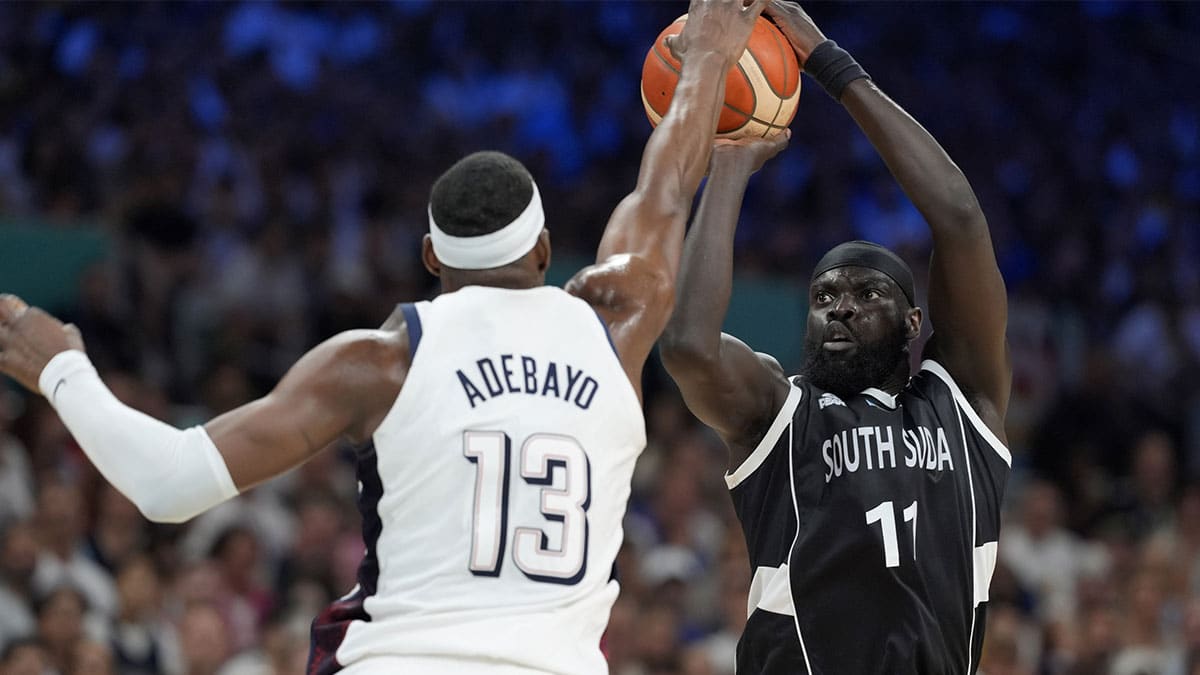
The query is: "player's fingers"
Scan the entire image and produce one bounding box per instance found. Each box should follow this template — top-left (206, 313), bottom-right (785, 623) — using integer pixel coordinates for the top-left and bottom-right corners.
top-left (663, 34), bottom-right (682, 61)
top-left (63, 323), bottom-right (85, 351)
top-left (743, 0), bottom-right (768, 21)
top-left (762, 0), bottom-right (793, 21)
top-left (0, 294), bottom-right (28, 325)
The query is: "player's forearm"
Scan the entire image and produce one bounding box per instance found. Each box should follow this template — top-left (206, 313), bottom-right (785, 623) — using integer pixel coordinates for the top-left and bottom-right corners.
top-left (840, 79), bottom-right (986, 238)
top-left (38, 351), bottom-right (238, 523)
top-left (647, 50), bottom-right (730, 204)
top-left (661, 155), bottom-right (754, 360)
top-left (600, 51), bottom-right (730, 265)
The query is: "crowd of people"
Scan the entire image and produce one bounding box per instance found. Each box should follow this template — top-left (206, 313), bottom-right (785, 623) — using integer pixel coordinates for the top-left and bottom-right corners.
top-left (1, 2), bottom-right (1199, 674)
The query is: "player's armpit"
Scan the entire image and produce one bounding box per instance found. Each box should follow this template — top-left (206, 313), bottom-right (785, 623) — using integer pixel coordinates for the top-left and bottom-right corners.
top-left (206, 328), bottom-right (408, 491)
top-left (661, 332), bottom-right (790, 461)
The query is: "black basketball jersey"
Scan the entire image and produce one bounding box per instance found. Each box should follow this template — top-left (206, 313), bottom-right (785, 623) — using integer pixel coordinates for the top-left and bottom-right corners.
top-left (728, 359), bottom-right (1011, 675)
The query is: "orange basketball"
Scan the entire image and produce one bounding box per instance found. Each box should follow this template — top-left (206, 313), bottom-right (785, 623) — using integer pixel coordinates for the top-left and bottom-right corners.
top-left (641, 15), bottom-right (800, 139)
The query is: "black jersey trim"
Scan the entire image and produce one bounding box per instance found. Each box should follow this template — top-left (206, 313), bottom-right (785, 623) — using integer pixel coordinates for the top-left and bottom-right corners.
top-left (725, 384), bottom-right (803, 489)
top-left (918, 360), bottom-right (1012, 466)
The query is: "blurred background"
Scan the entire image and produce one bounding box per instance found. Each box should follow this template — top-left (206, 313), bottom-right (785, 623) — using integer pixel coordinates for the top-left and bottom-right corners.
top-left (0, 2), bottom-right (1199, 674)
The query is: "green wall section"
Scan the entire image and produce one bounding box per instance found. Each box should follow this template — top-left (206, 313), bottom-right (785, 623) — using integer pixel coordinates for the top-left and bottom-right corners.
top-left (0, 235), bottom-right (807, 372)
top-left (0, 221), bottom-right (109, 312)
top-left (548, 254), bottom-right (807, 372)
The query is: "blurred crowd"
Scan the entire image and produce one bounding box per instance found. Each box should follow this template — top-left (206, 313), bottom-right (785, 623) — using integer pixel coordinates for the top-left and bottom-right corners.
top-left (1, 2), bottom-right (1199, 674)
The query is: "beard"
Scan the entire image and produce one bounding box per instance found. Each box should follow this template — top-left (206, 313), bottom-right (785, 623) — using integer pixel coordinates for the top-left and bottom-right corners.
top-left (801, 322), bottom-right (909, 399)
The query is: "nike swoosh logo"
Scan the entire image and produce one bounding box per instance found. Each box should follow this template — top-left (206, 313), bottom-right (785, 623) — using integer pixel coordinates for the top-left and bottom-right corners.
top-left (53, 378), bottom-right (66, 401)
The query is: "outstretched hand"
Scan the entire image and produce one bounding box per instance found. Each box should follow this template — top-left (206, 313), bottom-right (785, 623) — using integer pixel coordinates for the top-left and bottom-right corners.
top-left (763, 0), bottom-right (827, 65)
top-left (0, 294), bottom-right (86, 394)
top-left (711, 129), bottom-right (791, 175)
top-left (666, 0), bottom-right (767, 65)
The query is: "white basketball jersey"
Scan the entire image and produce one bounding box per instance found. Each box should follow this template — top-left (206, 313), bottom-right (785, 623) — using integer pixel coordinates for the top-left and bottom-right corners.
top-left (309, 285), bottom-right (645, 675)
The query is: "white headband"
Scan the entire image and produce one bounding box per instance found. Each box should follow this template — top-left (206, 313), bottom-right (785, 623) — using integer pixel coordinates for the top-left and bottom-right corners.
top-left (428, 181), bottom-right (545, 270)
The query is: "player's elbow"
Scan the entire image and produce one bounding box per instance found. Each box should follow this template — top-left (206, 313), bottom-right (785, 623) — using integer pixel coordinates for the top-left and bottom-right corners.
top-left (935, 179), bottom-right (986, 232)
top-left (659, 330), bottom-right (717, 374)
top-left (134, 494), bottom-right (200, 525)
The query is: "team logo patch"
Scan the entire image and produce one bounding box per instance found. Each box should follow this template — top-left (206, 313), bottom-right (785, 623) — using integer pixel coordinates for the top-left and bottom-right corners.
top-left (818, 393), bottom-right (846, 409)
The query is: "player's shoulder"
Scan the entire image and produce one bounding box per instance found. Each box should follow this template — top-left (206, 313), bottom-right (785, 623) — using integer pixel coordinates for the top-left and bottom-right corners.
top-left (312, 327), bottom-right (410, 376)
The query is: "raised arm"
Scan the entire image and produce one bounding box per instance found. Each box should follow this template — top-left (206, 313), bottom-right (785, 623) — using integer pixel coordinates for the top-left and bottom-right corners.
top-left (0, 294), bottom-right (405, 522)
top-left (767, 0), bottom-right (1010, 430)
top-left (567, 0), bottom-right (765, 396)
top-left (659, 135), bottom-right (792, 461)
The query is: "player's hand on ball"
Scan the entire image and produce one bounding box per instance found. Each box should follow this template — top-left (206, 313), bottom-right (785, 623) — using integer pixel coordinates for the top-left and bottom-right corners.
top-left (0, 294), bottom-right (86, 394)
top-left (764, 0), bottom-right (827, 65)
top-left (667, 0), bottom-right (767, 65)
top-left (711, 128), bottom-right (791, 175)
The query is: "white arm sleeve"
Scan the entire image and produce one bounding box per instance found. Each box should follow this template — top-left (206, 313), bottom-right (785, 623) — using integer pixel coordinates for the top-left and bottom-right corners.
top-left (38, 350), bottom-right (239, 523)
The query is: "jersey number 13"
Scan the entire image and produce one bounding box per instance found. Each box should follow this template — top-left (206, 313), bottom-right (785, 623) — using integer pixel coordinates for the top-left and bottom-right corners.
top-left (463, 430), bottom-right (591, 585)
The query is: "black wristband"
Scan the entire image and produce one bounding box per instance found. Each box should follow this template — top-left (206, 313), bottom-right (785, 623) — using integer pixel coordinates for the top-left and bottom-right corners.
top-left (803, 40), bottom-right (870, 101)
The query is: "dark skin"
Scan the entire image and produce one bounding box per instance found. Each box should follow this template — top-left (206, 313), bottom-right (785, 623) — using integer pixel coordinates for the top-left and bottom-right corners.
top-left (0, 0), bottom-right (766, 495)
top-left (660, 0), bottom-right (1010, 470)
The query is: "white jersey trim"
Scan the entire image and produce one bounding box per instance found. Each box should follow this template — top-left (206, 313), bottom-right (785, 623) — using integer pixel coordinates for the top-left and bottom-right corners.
top-left (747, 564), bottom-right (794, 617)
top-left (785, 420), bottom-right (814, 674)
top-left (861, 387), bottom-right (897, 409)
top-left (725, 384), bottom-right (803, 489)
top-left (973, 542), bottom-right (998, 607)
top-left (918, 360), bottom-right (1012, 467)
top-left (953, 393), bottom-right (980, 674)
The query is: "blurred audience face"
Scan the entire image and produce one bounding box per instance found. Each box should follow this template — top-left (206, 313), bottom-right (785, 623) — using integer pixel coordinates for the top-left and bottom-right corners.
top-left (178, 603), bottom-right (230, 675)
top-left (1077, 605), bottom-right (1119, 660)
top-left (979, 605), bottom-right (1030, 675)
top-left (92, 485), bottom-right (145, 568)
top-left (116, 555), bottom-right (160, 621)
top-left (1, 641), bottom-right (51, 675)
top-left (1021, 481), bottom-right (1064, 540)
top-left (213, 527), bottom-right (260, 592)
top-left (69, 640), bottom-right (114, 675)
top-left (1, 521), bottom-right (38, 590)
top-left (1133, 432), bottom-right (1175, 508)
top-left (34, 483), bottom-right (84, 557)
top-left (635, 603), bottom-right (682, 668)
top-left (36, 586), bottom-right (86, 668)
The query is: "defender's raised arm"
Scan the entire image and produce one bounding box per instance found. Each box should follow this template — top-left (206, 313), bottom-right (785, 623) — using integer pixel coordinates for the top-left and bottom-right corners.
top-left (567, 0), bottom-right (766, 396)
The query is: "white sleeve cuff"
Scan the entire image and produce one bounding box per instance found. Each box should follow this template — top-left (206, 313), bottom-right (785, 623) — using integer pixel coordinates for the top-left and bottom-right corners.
top-left (38, 350), bottom-right (239, 523)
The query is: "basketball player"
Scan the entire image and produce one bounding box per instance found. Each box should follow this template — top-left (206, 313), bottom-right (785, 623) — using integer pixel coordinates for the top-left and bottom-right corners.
top-left (0, 1), bottom-right (767, 672)
top-left (659, 1), bottom-right (1011, 673)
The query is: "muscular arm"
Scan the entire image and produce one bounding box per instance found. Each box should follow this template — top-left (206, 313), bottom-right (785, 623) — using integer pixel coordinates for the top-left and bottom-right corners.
top-left (840, 79), bottom-right (1010, 429)
top-left (206, 327), bottom-right (407, 489)
top-left (567, 0), bottom-right (764, 397)
top-left (0, 295), bottom-right (406, 521)
top-left (659, 137), bottom-right (791, 459)
top-left (766, 0), bottom-right (1009, 431)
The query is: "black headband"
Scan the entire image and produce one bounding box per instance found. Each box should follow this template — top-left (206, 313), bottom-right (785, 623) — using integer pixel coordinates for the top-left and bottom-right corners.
top-left (812, 241), bottom-right (915, 306)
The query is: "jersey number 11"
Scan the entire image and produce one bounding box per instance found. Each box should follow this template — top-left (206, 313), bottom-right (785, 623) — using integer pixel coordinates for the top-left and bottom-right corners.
top-left (463, 430), bottom-right (591, 585)
top-left (865, 500), bottom-right (918, 568)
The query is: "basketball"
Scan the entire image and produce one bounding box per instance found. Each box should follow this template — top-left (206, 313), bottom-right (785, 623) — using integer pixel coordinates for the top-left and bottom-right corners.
top-left (641, 15), bottom-right (800, 139)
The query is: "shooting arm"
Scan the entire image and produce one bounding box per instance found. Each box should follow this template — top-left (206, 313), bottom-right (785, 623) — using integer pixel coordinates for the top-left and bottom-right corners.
top-left (660, 140), bottom-right (791, 456)
top-left (841, 79), bottom-right (1010, 424)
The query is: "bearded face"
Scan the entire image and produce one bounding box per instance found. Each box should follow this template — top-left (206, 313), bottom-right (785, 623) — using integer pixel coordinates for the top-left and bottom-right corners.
top-left (801, 313), bottom-right (909, 398)
top-left (802, 267), bottom-right (918, 398)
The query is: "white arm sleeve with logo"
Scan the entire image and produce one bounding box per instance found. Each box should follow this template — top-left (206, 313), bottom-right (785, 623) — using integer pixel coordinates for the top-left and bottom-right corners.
top-left (38, 350), bottom-right (239, 523)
